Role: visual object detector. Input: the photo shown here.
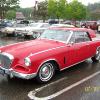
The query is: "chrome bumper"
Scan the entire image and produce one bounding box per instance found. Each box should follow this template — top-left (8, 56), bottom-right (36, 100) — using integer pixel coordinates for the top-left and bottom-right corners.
top-left (0, 67), bottom-right (37, 79)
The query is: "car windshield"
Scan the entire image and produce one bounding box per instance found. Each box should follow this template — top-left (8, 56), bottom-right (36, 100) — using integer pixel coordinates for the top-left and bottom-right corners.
top-left (40, 29), bottom-right (71, 42)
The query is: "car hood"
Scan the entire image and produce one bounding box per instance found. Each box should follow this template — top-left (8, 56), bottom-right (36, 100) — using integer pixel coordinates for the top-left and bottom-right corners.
top-left (1, 39), bottom-right (65, 59)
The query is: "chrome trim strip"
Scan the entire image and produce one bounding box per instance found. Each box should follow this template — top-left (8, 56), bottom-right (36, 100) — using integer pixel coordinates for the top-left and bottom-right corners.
top-left (60, 57), bottom-right (93, 71)
top-left (11, 71), bottom-right (37, 79)
top-left (0, 67), bottom-right (13, 71)
top-left (36, 59), bottom-right (60, 73)
top-left (28, 45), bottom-right (66, 57)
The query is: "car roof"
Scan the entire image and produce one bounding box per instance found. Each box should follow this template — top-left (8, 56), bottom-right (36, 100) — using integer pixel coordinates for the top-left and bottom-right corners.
top-left (49, 27), bottom-right (96, 38)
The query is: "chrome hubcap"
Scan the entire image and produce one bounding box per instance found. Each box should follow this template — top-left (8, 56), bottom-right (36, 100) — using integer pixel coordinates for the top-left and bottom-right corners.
top-left (39, 63), bottom-right (54, 82)
top-left (41, 66), bottom-right (50, 78)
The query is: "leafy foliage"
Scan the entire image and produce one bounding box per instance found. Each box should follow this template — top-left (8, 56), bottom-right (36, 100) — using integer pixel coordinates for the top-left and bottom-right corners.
top-left (5, 10), bottom-right (16, 20)
top-left (48, 0), bottom-right (86, 20)
top-left (68, 0), bottom-right (86, 20)
top-left (48, 0), bottom-right (58, 18)
top-left (0, 0), bottom-right (19, 19)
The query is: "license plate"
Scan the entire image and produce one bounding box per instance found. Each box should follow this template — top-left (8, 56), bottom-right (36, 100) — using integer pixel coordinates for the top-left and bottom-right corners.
top-left (0, 69), bottom-right (5, 75)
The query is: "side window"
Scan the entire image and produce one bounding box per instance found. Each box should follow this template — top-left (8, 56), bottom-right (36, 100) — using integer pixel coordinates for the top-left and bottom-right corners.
top-left (74, 31), bottom-right (90, 43)
top-left (75, 31), bottom-right (84, 43)
top-left (69, 31), bottom-right (91, 43)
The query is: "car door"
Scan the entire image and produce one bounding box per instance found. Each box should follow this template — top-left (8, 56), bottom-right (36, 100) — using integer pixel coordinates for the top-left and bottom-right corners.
top-left (67, 31), bottom-right (91, 65)
top-left (66, 32), bottom-right (79, 65)
top-left (74, 31), bottom-right (91, 62)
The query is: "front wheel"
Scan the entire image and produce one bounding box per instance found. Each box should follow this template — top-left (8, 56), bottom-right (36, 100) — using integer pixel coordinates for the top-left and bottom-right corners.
top-left (36, 62), bottom-right (55, 83)
top-left (92, 48), bottom-right (100, 62)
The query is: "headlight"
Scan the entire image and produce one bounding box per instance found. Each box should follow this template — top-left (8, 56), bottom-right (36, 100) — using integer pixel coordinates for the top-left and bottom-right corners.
top-left (24, 57), bottom-right (31, 66)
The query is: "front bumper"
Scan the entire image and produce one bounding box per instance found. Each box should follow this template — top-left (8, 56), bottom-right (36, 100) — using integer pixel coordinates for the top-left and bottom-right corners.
top-left (0, 67), bottom-right (37, 79)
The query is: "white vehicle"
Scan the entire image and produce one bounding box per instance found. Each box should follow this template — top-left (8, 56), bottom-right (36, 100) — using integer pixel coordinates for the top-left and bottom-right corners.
top-left (1, 24), bottom-right (27, 36)
top-left (50, 24), bottom-right (75, 28)
top-left (15, 23), bottom-right (50, 38)
top-left (1, 27), bottom-right (16, 35)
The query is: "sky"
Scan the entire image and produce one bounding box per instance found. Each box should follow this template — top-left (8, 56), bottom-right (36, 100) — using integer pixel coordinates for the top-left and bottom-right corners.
top-left (19, 0), bottom-right (100, 8)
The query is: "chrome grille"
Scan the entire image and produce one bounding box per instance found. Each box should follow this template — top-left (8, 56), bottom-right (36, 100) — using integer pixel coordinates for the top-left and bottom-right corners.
top-left (0, 53), bottom-right (13, 69)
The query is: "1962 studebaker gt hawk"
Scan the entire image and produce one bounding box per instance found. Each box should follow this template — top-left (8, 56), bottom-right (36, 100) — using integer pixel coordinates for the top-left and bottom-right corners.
top-left (0, 27), bottom-right (100, 83)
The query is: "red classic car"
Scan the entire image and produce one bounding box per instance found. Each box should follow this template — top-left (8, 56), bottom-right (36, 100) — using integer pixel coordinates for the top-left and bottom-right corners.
top-left (0, 27), bottom-right (100, 83)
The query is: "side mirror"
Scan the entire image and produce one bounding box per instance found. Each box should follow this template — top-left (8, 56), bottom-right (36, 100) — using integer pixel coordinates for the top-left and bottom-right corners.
top-left (67, 42), bottom-right (74, 47)
top-left (70, 41), bottom-right (74, 45)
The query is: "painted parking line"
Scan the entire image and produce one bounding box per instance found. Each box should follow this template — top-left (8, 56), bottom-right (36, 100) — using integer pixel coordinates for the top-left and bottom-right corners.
top-left (28, 71), bottom-right (100, 100)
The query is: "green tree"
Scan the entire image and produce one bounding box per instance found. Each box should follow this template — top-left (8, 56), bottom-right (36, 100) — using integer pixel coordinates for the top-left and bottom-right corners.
top-left (69, 0), bottom-right (86, 20)
top-left (48, 0), bottom-right (58, 18)
top-left (0, 0), bottom-right (19, 19)
top-left (57, 0), bottom-right (67, 19)
top-left (48, 0), bottom-right (68, 19)
top-left (5, 10), bottom-right (16, 20)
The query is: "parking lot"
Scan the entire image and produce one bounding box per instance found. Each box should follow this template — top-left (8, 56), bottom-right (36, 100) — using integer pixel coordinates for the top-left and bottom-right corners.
top-left (0, 33), bottom-right (100, 100)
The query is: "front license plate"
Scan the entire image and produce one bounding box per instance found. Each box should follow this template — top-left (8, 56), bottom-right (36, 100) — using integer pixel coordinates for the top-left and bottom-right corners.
top-left (0, 69), bottom-right (5, 75)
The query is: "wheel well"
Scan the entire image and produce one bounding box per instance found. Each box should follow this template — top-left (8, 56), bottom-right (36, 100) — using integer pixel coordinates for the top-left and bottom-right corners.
top-left (47, 60), bottom-right (60, 71)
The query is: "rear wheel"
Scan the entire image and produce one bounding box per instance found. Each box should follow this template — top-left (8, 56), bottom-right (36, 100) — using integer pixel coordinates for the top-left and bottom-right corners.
top-left (36, 62), bottom-right (55, 83)
top-left (92, 47), bottom-right (100, 62)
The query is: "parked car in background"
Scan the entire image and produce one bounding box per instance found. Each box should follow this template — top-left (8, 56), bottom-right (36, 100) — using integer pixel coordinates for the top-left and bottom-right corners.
top-left (15, 23), bottom-right (50, 38)
top-left (0, 27), bottom-right (100, 83)
top-left (48, 19), bottom-right (59, 25)
top-left (81, 21), bottom-right (98, 30)
top-left (1, 23), bottom-right (27, 36)
top-left (0, 21), bottom-right (13, 33)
